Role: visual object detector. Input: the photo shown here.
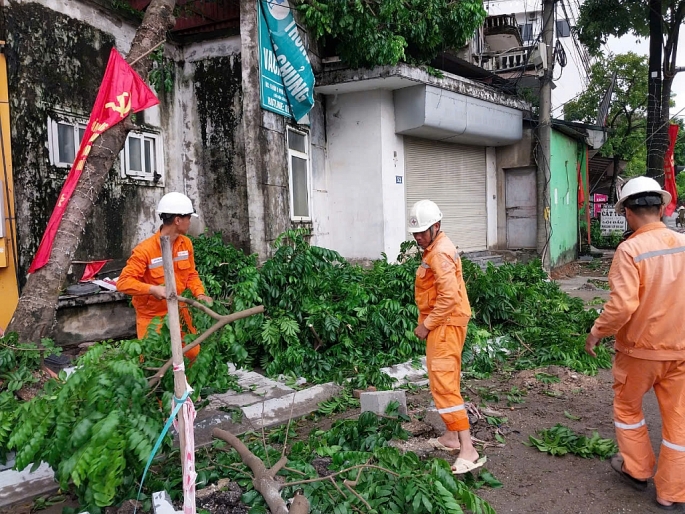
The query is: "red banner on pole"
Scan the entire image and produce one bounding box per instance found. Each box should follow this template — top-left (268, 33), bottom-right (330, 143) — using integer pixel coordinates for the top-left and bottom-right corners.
top-left (28, 48), bottom-right (159, 274)
top-left (664, 123), bottom-right (680, 217)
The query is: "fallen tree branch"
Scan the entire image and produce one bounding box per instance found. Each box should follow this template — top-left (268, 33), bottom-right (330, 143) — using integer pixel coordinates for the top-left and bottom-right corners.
top-left (307, 324), bottom-right (324, 351)
top-left (147, 304), bottom-right (265, 388)
top-left (212, 428), bottom-right (291, 514)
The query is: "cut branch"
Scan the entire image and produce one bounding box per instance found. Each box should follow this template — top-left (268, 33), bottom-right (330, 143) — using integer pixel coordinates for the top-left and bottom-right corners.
top-left (147, 304), bottom-right (265, 388)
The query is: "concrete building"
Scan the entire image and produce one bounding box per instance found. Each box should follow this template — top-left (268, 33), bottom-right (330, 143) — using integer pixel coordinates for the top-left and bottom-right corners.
top-left (460, 0), bottom-right (593, 114)
top-left (312, 64), bottom-right (527, 259)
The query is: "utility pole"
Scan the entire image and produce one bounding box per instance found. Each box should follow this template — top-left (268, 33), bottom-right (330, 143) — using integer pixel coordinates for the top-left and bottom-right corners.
top-left (646, 0), bottom-right (664, 181)
top-left (537, 0), bottom-right (554, 271)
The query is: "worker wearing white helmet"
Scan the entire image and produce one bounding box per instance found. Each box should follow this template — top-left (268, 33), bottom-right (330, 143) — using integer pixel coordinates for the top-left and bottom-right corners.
top-left (117, 192), bottom-right (212, 361)
top-left (585, 176), bottom-right (685, 508)
top-left (409, 200), bottom-right (485, 474)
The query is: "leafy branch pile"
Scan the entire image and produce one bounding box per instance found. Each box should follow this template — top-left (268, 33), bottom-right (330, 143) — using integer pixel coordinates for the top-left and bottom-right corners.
top-left (150, 409), bottom-right (497, 514)
top-left (526, 424), bottom-right (618, 460)
top-left (192, 230), bottom-right (611, 388)
top-left (462, 260), bottom-right (611, 376)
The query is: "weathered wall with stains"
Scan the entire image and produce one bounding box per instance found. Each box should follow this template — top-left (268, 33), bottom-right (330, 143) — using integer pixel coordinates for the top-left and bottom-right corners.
top-left (5, 0), bottom-right (323, 290)
top-left (180, 38), bottom-right (250, 252)
top-left (4, 1), bottom-right (158, 285)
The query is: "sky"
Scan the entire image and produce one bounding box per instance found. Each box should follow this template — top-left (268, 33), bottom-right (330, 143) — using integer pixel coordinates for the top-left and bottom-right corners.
top-left (606, 32), bottom-right (685, 119)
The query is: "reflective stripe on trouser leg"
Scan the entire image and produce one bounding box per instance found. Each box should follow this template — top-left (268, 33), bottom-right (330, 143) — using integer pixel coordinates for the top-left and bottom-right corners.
top-left (426, 325), bottom-right (469, 432)
top-left (653, 359), bottom-right (685, 503)
top-left (612, 352), bottom-right (657, 480)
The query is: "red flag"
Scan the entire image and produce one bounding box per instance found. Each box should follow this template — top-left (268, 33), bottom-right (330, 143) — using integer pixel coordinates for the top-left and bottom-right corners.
top-left (28, 48), bottom-right (158, 273)
top-left (664, 123), bottom-right (680, 217)
top-left (80, 260), bottom-right (110, 282)
top-left (576, 161), bottom-right (585, 208)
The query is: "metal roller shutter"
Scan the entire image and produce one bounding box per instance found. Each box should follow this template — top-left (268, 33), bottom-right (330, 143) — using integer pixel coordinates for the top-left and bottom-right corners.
top-left (405, 137), bottom-right (487, 252)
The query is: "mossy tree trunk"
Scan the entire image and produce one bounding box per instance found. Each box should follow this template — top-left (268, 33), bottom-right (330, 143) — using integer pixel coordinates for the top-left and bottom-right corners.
top-left (7, 0), bottom-right (177, 343)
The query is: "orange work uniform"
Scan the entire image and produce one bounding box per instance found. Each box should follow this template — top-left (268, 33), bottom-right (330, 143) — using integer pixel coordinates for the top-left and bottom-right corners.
top-left (591, 221), bottom-right (685, 502)
top-left (117, 231), bottom-right (206, 360)
top-left (415, 231), bottom-right (472, 432)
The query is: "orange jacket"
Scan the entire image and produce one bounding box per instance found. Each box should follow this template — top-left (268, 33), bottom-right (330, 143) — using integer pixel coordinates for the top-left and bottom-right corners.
top-left (415, 232), bottom-right (471, 330)
top-left (591, 222), bottom-right (685, 360)
top-left (117, 231), bottom-right (205, 320)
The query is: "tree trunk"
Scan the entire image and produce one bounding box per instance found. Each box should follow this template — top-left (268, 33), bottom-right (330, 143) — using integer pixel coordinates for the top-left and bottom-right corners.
top-left (646, 0), bottom-right (667, 180)
top-left (7, 0), bottom-right (177, 342)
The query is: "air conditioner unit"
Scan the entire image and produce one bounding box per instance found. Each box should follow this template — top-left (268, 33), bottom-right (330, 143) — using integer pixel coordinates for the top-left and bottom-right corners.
top-left (528, 12), bottom-right (537, 20)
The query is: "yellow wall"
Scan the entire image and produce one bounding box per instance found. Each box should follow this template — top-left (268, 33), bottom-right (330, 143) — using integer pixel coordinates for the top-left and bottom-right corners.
top-left (0, 46), bottom-right (19, 331)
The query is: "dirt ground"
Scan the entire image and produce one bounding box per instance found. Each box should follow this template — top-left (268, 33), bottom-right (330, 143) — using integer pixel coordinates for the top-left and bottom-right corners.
top-left (416, 368), bottom-right (669, 514)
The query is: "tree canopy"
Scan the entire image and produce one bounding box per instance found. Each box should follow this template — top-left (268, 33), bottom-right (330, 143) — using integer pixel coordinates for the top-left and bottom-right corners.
top-left (296, 0), bottom-right (487, 68)
top-left (564, 53), bottom-right (649, 175)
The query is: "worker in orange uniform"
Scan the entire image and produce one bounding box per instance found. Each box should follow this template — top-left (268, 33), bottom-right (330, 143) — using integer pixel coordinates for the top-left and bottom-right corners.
top-left (585, 176), bottom-right (685, 510)
top-left (117, 192), bottom-right (212, 361)
top-left (409, 200), bottom-right (486, 475)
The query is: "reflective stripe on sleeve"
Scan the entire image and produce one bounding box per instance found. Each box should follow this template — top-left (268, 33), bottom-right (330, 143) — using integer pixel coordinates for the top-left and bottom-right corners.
top-left (438, 404), bottom-right (465, 415)
top-left (614, 419), bottom-right (646, 430)
top-left (633, 246), bottom-right (685, 263)
top-left (662, 439), bottom-right (685, 452)
top-left (149, 261), bottom-right (163, 270)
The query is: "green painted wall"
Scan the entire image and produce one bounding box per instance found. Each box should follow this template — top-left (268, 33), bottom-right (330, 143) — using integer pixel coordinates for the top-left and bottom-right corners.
top-left (550, 130), bottom-right (581, 267)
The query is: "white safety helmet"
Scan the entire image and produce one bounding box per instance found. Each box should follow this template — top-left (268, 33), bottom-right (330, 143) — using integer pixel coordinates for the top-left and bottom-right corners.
top-left (408, 200), bottom-right (443, 233)
top-left (156, 192), bottom-right (198, 218)
top-left (614, 176), bottom-right (671, 215)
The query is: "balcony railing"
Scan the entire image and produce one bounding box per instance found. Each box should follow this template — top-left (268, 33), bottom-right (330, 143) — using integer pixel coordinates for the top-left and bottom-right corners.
top-left (484, 14), bottom-right (519, 33)
top-left (479, 47), bottom-right (534, 72)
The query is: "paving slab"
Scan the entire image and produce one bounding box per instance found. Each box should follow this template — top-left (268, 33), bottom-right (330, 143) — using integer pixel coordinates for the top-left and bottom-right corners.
top-left (241, 383), bottom-right (342, 428)
top-left (207, 364), bottom-right (294, 410)
top-left (555, 275), bottom-right (611, 305)
top-left (380, 358), bottom-right (429, 387)
top-left (0, 462), bottom-right (57, 509)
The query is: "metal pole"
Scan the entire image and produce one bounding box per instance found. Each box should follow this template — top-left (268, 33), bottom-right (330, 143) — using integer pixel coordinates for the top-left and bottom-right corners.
top-left (160, 236), bottom-right (190, 505)
top-left (537, 0), bottom-right (554, 271)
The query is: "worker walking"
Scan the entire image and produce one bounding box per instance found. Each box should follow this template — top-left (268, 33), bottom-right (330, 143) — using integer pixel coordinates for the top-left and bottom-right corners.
top-left (585, 176), bottom-right (685, 510)
top-left (409, 200), bottom-right (486, 474)
top-left (117, 192), bottom-right (212, 361)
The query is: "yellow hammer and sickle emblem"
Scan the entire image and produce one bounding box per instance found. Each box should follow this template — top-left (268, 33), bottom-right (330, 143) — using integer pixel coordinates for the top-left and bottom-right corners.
top-left (105, 92), bottom-right (132, 118)
top-left (57, 194), bottom-right (68, 208)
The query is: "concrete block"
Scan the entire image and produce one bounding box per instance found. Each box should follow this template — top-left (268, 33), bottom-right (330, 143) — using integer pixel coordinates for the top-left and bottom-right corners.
top-left (0, 462), bottom-right (57, 508)
top-left (380, 358), bottom-right (428, 387)
top-left (153, 491), bottom-right (182, 514)
top-left (360, 390), bottom-right (407, 416)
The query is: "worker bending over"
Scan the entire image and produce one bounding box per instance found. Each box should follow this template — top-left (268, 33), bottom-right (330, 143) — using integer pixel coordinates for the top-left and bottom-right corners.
top-left (118, 192), bottom-right (212, 361)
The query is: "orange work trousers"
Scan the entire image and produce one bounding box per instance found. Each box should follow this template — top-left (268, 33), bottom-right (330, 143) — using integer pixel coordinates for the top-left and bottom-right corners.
top-left (613, 351), bottom-right (685, 502)
top-left (426, 324), bottom-right (469, 432)
top-left (137, 307), bottom-right (201, 361)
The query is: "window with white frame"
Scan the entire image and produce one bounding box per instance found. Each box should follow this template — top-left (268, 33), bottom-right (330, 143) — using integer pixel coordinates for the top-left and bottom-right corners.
top-left (287, 127), bottom-right (311, 221)
top-left (120, 131), bottom-right (164, 184)
top-left (47, 116), bottom-right (87, 168)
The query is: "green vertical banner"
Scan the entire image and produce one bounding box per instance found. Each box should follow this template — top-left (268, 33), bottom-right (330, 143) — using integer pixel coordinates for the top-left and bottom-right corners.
top-left (258, 0), bottom-right (315, 124)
